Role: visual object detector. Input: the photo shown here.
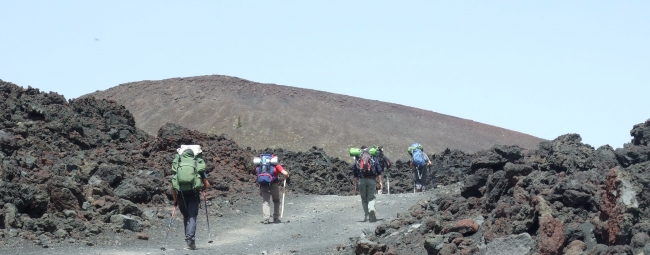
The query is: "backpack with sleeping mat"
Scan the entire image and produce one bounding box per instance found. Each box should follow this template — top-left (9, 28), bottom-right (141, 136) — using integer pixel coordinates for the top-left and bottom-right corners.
top-left (350, 148), bottom-right (376, 177)
top-left (254, 153), bottom-right (279, 185)
top-left (172, 145), bottom-right (206, 192)
top-left (408, 143), bottom-right (427, 166)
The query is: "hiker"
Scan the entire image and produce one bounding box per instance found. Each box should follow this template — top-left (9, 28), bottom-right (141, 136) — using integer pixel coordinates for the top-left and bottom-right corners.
top-left (254, 152), bottom-right (289, 224)
top-left (408, 143), bottom-right (432, 192)
top-left (352, 146), bottom-right (383, 222)
top-left (170, 145), bottom-right (211, 250)
top-left (374, 146), bottom-right (391, 194)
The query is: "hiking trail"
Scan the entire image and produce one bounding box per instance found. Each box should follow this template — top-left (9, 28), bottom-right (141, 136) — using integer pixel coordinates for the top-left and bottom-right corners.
top-left (5, 190), bottom-right (448, 255)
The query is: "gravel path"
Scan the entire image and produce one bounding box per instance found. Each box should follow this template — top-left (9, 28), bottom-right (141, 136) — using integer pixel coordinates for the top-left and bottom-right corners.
top-left (1, 191), bottom-right (434, 255)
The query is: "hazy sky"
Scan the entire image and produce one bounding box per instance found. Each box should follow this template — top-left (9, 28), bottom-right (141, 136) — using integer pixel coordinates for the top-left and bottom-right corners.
top-left (1, 1), bottom-right (648, 149)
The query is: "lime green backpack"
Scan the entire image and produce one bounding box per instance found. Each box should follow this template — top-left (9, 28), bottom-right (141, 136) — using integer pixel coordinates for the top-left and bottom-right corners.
top-left (171, 145), bottom-right (206, 192)
top-left (349, 147), bottom-right (378, 157)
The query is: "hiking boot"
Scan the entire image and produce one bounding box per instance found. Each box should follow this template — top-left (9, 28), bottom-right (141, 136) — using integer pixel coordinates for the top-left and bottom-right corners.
top-left (184, 240), bottom-right (196, 250)
top-left (262, 219), bottom-right (269, 224)
top-left (273, 218), bottom-right (282, 223)
top-left (362, 215), bottom-right (368, 222)
top-left (369, 210), bottom-right (377, 222)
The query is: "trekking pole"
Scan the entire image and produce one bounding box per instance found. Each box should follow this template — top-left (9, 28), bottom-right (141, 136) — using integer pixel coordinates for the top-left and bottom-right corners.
top-left (203, 190), bottom-right (213, 243)
top-left (411, 167), bottom-right (415, 193)
top-left (415, 168), bottom-right (422, 193)
top-left (387, 173), bottom-right (390, 195)
top-left (281, 178), bottom-right (286, 218)
top-left (161, 206), bottom-right (177, 251)
top-left (429, 166), bottom-right (434, 190)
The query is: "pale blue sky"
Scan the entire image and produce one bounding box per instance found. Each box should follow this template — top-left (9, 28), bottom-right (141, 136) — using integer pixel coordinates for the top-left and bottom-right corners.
top-left (1, 1), bottom-right (648, 149)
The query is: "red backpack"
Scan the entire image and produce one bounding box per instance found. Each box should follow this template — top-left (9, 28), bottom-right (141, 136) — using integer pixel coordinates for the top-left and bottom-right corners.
top-left (356, 149), bottom-right (374, 176)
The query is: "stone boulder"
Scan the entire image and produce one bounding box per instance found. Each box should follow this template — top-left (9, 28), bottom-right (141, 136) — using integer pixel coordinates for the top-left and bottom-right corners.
top-left (423, 234), bottom-right (445, 255)
top-left (0, 182), bottom-right (49, 217)
top-left (3, 203), bottom-right (19, 229)
top-left (94, 164), bottom-right (125, 186)
top-left (446, 219), bottom-right (479, 236)
top-left (114, 179), bottom-right (151, 204)
top-left (110, 214), bottom-right (143, 232)
top-left (460, 168), bottom-right (492, 198)
top-left (484, 233), bottom-right (533, 255)
top-left (538, 215), bottom-right (565, 255)
top-left (563, 240), bottom-right (586, 255)
top-left (535, 134), bottom-right (595, 174)
top-left (630, 119), bottom-right (650, 146)
top-left (615, 144), bottom-right (650, 167)
top-left (470, 145), bottom-right (523, 170)
top-left (354, 235), bottom-right (386, 255)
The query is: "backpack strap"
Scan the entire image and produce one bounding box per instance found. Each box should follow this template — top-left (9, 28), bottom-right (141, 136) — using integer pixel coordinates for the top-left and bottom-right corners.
top-left (193, 155), bottom-right (200, 192)
top-left (193, 155), bottom-right (197, 173)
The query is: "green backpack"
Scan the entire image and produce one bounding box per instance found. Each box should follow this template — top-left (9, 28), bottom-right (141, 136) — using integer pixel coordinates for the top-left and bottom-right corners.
top-left (349, 147), bottom-right (378, 157)
top-left (171, 145), bottom-right (206, 192)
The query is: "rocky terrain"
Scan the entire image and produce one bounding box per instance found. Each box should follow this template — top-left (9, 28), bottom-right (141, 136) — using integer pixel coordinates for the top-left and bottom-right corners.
top-left (2, 79), bottom-right (650, 254)
top-left (0, 79), bottom-right (422, 250)
top-left (341, 123), bottom-right (650, 254)
top-left (85, 75), bottom-right (545, 160)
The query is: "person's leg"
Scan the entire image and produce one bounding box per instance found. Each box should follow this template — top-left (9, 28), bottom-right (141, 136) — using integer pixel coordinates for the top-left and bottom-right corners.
top-left (359, 178), bottom-right (369, 221)
top-left (186, 194), bottom-right (199, 240)
top-left (178, 193), bottom-right (190, 236)
top-left (365, 178), bottom-right (377, 222)
top-left (420, 166), bottom-right (428, 192)
top-left (413, 168), bottom-right (420, 191)
top-left (261, 185), bottom-right (271, 223)
top-left (185, 194), bottom-right (199, 249)
top-left (271, 183), bottom-right (281, 221)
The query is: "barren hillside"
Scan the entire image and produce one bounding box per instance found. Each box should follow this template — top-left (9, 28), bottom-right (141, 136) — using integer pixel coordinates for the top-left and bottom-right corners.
top-left (86, 75), bottom-right (545, 160)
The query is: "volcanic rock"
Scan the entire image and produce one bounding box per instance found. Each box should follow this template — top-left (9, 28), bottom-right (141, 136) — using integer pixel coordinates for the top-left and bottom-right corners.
top-left (3, 203), bottom-right (19, 229)
top-left (631, 119), bottom-right (650, 146)
top-left (563, 240), bottom-right (586, 255)
top-left (484, 233), bottom-right (533, 255)
top-left (110, 214), bottom-right (142, 232)
top-left (446, 219), bottom-right (479, 236)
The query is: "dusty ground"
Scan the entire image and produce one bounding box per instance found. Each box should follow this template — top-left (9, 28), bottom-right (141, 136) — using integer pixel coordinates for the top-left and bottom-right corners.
top-left (0, 188), bottom-right (450, 255)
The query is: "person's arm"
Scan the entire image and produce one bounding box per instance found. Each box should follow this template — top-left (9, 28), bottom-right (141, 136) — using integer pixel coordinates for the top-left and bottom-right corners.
top-left (377, 174), bottom-right (383, 189)
top-left (352, 164), bottom-right (359, 192)
top-left (202, 178), bottom-right (211, 190)
top-left (385, 156), bottom-right (392, 168)
top-left (375, 161), bottom-right (383, 190)
top-left (170, 184), bottom-right (178, 207)
top-left (425, 152), bottom-right (432, 166)
top-left (276, 164), bottom-right (289, 179)
top-left (375, 160), bottom-right (382, 175)
top-left (201, 172), bottom-right (211, 190)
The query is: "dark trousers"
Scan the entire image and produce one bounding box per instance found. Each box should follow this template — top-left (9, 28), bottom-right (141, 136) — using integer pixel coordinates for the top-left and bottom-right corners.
top-left (414, 165), bottom-right (428, 191)
top-left (178, 191), bottom-right (200, 241)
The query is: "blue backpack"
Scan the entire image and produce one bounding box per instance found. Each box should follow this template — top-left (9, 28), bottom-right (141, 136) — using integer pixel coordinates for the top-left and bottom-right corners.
top-left (408, 143), bottom-right (427, 166)
top-left (256, 154), bottom-right (277, 185)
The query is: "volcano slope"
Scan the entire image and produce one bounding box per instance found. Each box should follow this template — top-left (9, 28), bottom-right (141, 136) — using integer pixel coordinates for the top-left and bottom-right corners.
top-left (85, 75), bottom-right (545, 160)
top-left (2, 79), bottom-right (650, 254)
